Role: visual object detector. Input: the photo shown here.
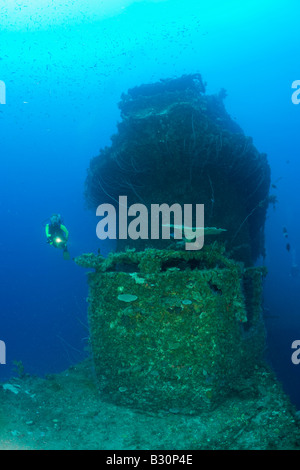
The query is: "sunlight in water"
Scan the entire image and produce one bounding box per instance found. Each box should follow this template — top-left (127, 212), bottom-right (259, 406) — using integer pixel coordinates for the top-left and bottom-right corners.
top-left (0, 0), bottom-right (274, 33)
top-left (0, 0), bottom-right (148, 31)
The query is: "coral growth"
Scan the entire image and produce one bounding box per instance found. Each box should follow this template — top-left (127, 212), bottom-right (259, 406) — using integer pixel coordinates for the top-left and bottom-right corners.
top-left (75, 245), bottom-right (266, 413)
top-left (85, 74), bottom-right (270, 264)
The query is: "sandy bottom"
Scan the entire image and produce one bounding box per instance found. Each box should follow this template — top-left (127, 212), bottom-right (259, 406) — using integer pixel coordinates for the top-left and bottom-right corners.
top-left (0, 359), bottom-right (300, 450)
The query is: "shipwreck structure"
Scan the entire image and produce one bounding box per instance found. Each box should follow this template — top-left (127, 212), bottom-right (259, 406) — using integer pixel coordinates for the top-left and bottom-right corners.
top-left (76, 246), bottom-right (266, 412)
top-left (85, 73), bottom-right (271, 265)
top-left (79, 74), bottom-right (272, 413)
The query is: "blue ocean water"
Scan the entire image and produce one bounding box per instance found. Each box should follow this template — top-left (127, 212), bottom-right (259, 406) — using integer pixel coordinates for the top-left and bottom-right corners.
top-left (0, 0), bottom-right (299, 412)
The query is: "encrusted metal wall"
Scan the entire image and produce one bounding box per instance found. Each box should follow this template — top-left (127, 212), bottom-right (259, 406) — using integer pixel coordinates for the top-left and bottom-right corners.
top-left (76, 246), bottom-right (266, 413)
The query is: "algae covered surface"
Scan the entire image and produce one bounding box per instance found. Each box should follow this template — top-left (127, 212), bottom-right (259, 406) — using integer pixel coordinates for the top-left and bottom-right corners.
top-left (1, 246), bottom-right (300, 450)
top-left (1, 247), bottom-right (299, 450)
top-left (85, 74), bottom-right (271, 264)
top-left (76, 246), bottom-right (267, 413)
top-left (0, 359), bottom-right (299, 450)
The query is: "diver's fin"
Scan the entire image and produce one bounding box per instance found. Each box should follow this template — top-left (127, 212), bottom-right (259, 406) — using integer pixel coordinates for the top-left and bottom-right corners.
top-left (63, 250), bottom-right (71, 261)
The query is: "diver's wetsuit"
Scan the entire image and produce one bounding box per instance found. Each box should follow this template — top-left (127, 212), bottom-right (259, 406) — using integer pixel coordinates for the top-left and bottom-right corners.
top-left (45, 223), bottom-right (69, 249)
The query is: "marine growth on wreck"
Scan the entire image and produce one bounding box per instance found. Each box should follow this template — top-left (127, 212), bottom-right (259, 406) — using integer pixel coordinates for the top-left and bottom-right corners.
top-left (85, 73), bottom-right (271, 265)
top-left (78, 74), bottom-right (272, 413)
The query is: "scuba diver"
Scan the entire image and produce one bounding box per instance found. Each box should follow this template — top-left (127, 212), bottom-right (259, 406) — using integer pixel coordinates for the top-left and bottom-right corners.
top-left (45, 214), bottom-right (70, 260)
